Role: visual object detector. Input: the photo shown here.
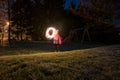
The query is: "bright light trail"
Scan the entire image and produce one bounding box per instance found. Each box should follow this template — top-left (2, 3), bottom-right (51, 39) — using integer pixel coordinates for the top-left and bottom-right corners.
top-left (45, 27), bottom-right (56, 39)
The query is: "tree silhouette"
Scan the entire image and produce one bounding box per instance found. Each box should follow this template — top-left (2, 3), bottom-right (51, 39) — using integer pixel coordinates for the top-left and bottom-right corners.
top-left (11, 0), bottom-right (66, 40)
top-left (11, 0), bottom-right (34, 40)
top-left (65, 0), bottom-right (117, 29)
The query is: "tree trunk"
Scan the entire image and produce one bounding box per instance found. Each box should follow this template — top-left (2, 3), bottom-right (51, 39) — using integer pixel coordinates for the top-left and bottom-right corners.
top-left (8, 0), bottom-right (11, 44)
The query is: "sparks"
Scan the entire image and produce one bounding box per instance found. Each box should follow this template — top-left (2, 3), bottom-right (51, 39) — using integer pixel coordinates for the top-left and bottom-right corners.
top-left (45, 27), bottom-right (56, 39)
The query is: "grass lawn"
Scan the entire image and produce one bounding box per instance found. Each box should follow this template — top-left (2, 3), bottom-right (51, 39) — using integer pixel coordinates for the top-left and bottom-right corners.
top-left (0, 43), bottom-right (120, 80)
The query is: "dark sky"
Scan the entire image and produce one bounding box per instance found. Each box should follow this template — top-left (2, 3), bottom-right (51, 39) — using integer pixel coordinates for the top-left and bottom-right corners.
top-left (64, 0), bottom-right (81, 10)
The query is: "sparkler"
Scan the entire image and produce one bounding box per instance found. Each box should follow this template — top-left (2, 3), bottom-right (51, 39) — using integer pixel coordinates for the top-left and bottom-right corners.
top-left (45, 27), bottom-right (56, 39)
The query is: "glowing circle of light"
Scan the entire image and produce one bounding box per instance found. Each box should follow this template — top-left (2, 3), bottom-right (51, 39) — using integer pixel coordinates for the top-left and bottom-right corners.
top-left (45, 27), bottom-right (56, 39)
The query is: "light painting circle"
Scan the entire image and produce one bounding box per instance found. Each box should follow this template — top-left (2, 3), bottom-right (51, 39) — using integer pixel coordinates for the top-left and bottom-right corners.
top-left (45, 27), bottom-right (56, 39)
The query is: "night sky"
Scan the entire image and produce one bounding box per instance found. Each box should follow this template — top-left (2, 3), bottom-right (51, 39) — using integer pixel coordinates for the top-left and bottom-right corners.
top-left (64, 0), bottom-right (81, 10)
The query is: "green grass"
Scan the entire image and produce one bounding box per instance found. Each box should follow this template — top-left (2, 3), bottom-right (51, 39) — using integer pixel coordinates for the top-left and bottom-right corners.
top-left (0, 45), bottom-right (120, 80)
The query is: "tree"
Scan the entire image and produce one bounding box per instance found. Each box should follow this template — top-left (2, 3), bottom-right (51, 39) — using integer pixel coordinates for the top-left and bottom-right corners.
top-left (64, 0), bottom-right (117, 29)
top-left (31, 0), bottom-right (66, 40)
top-left (11, 0), bottom-right (34, 40)
top-left (62, 0), bottom-right (119, 42)
top-left (11, 0), bottom-right (67, 40)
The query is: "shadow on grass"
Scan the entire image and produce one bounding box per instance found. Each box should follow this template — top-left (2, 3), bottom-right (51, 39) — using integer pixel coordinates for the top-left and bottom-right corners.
top-left (0, 41), bottom-right (115, 56)
top-left (2, 41), bottom-right (104, 50)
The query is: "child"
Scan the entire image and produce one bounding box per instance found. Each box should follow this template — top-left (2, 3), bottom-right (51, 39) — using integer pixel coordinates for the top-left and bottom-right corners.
top-left (53, 29), bottom-right (62, 52)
